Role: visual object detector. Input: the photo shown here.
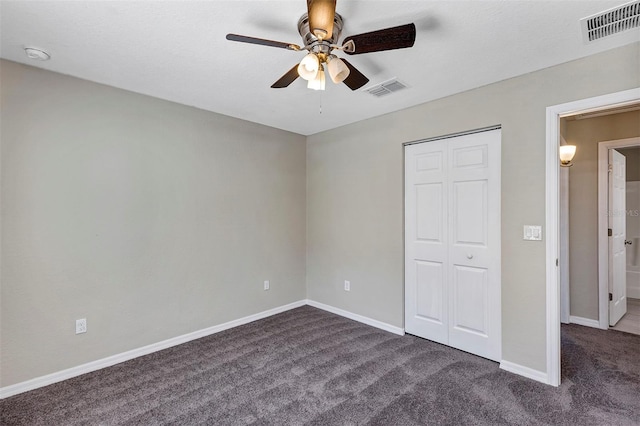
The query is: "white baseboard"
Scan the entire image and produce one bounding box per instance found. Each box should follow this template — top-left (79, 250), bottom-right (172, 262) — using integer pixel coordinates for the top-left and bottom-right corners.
top-left (3, 299), bottom-right (555, 398)
top-left (628, 288), bottom-right (640, 299)
top-left (0, 300), bottom-right (306, 399)
top-left (305, 299), bottom-right (404, 336)
top-left (569, 315), bottom-right (601, 329)
top-left (500, 360), bottom-right (549, 385)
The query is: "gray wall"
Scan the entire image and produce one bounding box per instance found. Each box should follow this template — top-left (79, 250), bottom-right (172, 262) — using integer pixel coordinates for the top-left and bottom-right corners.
top-left (0, 60), bottom-right (307, 387)
top-left (563, 111), bottom-right (640, 320)
top-left (306, 43), bottom-right (640, 373)
top-left (2, 42), bottom-right (639, 388)
top-left (618, 146), bottom-right (640, 182)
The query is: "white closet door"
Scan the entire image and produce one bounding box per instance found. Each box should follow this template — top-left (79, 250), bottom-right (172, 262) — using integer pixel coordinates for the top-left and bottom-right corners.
top-left (609, 149), bottom-right (627, 326)
top-left (404, 140), bottom-right (449, 345)
top-left (405, 129), bottom-right (501, 362)
top-left (446, 131), bottom-right (501, 361)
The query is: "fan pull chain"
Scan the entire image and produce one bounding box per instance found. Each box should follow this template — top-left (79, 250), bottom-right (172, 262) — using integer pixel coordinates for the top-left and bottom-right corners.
top-left (319, 92), bottom-right (323, 115)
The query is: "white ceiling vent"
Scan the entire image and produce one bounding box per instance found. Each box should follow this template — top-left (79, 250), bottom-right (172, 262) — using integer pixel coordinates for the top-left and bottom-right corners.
top-left (580, 0), bottom-right (640, 43)
top-left (365, 78), bottom-right (407, 97)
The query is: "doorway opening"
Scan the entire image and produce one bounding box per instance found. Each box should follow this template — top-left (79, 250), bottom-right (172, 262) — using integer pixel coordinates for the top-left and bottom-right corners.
top-left (559, 129), bottom-right (640, 330)
top-left (545, 88), bottom-right (640, 387)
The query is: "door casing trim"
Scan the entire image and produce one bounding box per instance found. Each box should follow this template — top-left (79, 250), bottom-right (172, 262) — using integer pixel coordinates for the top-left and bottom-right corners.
top-left (545, 87), bottom-right (640, 387)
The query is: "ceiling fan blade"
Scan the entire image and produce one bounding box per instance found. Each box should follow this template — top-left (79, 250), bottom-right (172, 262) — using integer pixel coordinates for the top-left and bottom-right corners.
top-left (271, 64), bottom-right (300, 88)
top-left (226, 34), bottom-right (301, 51)
top-left (307, 0), bottom-right (336, 40)
top-left (342, 23), bottom-right (416, 55)
top-left (341, 59), bottom-right (369, 91)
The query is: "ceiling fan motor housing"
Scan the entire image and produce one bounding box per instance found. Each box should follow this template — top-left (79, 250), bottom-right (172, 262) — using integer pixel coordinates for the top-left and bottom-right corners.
top-left (298, 12), bottom-right (343, 60)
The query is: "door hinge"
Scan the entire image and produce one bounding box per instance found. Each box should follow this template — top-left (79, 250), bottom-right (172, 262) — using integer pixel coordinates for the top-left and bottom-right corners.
top-left (608, 228), bottom-right (612, 237)
top-left (609, 293), bottom-right (613, 301)
top-left (556, 258), bottom-right (559, 267)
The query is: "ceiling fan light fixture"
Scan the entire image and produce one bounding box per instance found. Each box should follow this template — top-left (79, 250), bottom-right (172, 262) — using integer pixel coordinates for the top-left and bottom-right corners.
top-left (307, 65), bottom-right (326, 90)
top-left (226, 4), bottom-right (417, 91)
top-left (298, 53), bottom-right (320, 80)
top-left (327, 55), bottom-right (350, 83)
top-left (307, 0), bottom-right (336, 40)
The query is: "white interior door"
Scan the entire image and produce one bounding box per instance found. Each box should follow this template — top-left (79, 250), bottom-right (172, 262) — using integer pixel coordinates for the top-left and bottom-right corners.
top-left (447, 131), bottom-right (501, 361)
top-left (609, 149), bottom-right (627, 326)
top-left (405, 129), bottom-right (501, 361)
top-left (404, 140), bottom-right (449, 345)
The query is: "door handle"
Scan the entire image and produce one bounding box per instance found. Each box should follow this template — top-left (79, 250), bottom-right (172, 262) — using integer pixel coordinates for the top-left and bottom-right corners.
top-left (626, 240), bottom-right (633, 245)
top-left (467, 254), bottom-right (474, 259)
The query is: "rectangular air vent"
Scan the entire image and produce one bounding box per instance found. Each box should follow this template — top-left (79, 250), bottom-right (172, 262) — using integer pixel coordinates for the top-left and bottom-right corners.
top-left (580, 0), bottom-right (640, 43)
top-left (366, 78), bottom-right (407, 97)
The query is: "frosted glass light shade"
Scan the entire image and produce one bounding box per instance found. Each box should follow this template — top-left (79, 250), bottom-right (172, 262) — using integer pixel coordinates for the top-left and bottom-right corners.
top-left (327, 56), bottom-right (350, 83)
top-left (307, 67), bottom-right (325, 90)
top-left (298, 53), bottom-right (320, 81)
top-left (559, 145), bottom-right (576, 167)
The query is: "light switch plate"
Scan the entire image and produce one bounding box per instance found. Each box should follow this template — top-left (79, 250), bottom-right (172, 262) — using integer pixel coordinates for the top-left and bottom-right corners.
top-left (523, 225), bottom-right (543, 241)
top-left (75, 318), bottom-right (87, 334)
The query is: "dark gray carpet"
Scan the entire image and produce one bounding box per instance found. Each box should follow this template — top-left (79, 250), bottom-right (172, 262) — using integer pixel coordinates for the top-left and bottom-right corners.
top-left (1, 306), bottom-right (639, 425)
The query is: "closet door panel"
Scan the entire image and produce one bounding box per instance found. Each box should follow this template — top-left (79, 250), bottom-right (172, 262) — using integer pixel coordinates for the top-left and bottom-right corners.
top-left (405, 142), bottom-right (449, 345)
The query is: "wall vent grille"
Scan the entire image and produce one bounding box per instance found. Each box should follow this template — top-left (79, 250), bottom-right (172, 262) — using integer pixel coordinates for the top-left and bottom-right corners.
top-left (366, 78), bottom-right (407, 97)
top-left (580, 1), bottom-right (640, 42)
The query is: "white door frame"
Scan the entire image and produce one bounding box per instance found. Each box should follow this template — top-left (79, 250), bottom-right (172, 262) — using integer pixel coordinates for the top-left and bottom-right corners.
top-left (598, 138), bottom-right (640, 328)
top-left (560, 167), bottom-right (570, 324)
top-left (545, 87), bottom-right (640, 387)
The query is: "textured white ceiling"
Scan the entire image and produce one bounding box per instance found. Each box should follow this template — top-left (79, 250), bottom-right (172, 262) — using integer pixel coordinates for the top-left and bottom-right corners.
top-left (1, 1), bottom-right (638, 135)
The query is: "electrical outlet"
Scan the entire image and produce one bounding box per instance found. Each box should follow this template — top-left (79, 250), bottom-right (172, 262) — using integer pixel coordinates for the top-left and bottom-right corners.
top-left (264, 280), bottom-right (270, 291)
top-left (75, 318), bottom-right (87, 334)
top-left (344, 280), bottom-right (351, 292)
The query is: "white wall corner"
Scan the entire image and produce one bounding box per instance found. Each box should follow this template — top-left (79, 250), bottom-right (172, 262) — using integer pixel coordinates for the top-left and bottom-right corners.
top-left (305, 299), bottom-right (405, 336)
top-left (0, 300), bottom-right (307, 399)
top-left (569, 315), bottom-right (603, 329)
top-left (500, 360), bottom-right (550, 385)
top-left (628, 288), bottom-right (640, 299)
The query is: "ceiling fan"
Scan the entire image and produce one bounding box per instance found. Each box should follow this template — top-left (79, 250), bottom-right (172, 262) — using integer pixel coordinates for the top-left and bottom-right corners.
top-left (226, 0), bottom-right (416, 91)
